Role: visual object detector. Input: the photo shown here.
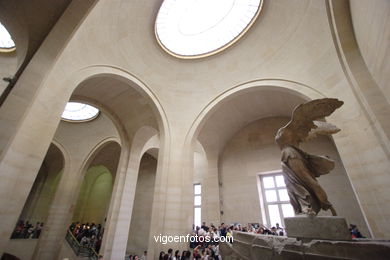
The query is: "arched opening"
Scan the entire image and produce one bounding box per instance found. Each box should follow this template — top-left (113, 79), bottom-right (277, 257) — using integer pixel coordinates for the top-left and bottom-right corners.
top-left (219, 116), bottom-right (368, 233)
top-left (126, 150), bottom-right (158, 256)
top-left (69, 141), bottom-right (120, 254)
top-left (28, 70), bottom-right (168, 260)
top-left (72, 166), bottom-right (113, 224)
top-left (5, 143), bottom-right (64, 259)
top-left (11, 143), bottom-right (64, 237)
top-left (190, 84), bottom-right (370, 238)
top-left (0, 65), bottom-right (168, 260)
top-left (66, 74), bottom-right (166, 258)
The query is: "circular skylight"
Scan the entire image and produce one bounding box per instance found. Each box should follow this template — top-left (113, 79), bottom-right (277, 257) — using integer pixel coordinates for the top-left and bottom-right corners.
top-left (61, 102), bottom-right (99, 122)
top-left (0, 22), bottom-right (15, 52)
top-left (155, 0), bottom-right (263, 59)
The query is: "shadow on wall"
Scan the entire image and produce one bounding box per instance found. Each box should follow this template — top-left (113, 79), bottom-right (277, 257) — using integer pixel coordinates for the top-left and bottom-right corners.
top-left (1, 253), bottom-right (20, 260)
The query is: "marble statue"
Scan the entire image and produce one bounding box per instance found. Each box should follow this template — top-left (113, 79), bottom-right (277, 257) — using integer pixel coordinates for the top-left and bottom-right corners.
top-left (275, 98), bottom-right (344, 216)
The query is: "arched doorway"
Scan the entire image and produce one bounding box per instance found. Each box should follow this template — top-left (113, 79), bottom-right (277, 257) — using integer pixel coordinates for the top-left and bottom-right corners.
top-left (188, 83), bottom-right (370, 238)
top-left (5, 143), bottom-right (65, 259)
top-left (30, 69), bottom-right (168, 260)
top-left (126, 150), bottom-right (158, 256)
top-left (68, 141), bottom-right (121, 255)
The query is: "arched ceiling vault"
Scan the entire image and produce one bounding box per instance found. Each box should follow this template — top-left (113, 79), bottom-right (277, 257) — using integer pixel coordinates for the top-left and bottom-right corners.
top-left (47, 0), bottom-right (345, 136)
top-left (197, 89), bottom-right (308, 155)
top-left (350, 0), bottom-right (390, 103)
top-left (71, 75), bottom-right (160, 142)
top-left (43, 143), bottom-right (65, 175)
top-left (89, 141), bottom-right (121, 178)
top-left (0, 0), bottom-right (73, 67)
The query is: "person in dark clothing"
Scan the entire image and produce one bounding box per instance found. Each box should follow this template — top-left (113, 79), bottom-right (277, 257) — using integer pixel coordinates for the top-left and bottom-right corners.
top-left (350, 224), bottom-right (364, 238)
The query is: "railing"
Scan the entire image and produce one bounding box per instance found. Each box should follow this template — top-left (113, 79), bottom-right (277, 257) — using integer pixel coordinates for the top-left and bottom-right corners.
top-left (65, 230), bottom-right (99, 260)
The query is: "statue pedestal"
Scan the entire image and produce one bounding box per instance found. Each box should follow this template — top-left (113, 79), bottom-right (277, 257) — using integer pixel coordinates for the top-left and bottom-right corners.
top-left (220, 231), bottom-right (390, 260)
top-left (284, 215), bottom-right (351, 241)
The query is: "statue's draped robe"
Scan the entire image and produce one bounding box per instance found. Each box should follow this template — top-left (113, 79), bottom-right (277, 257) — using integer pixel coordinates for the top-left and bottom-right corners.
top-left (281, 145), bottom-right (334, 215)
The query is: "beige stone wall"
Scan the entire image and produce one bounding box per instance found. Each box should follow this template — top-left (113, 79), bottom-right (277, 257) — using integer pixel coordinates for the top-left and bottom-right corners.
top-left (19, 167), bottom-right (63, 225)
top-left (72, 165), bottom-right (113, 225)
top-left (219, 117), bottom-right (370, 236)
top-left (127, 154), bottom-right (157, 256)
top-left (350, 0), bottom-right (390, 103)
top-left (4, 240), bottom-right (38, 260)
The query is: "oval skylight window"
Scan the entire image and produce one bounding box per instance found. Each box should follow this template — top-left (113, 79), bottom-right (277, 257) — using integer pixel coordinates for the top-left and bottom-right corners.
top-left (155, 0), bottom-right (263, 59)
top-left (61, 102), bottom-right (99, 122)
top-left (0, 22), bottom-right (16, 52)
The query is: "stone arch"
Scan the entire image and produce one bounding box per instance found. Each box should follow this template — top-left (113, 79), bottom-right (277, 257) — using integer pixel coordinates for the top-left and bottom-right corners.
top-left (24, 64), bottom-right (171, 258)
top-left (76, 137), bottom-right (121, 180)
top-left (17, 141), bottom-right (66, 224)
top-left (57, 137), bottom-right (120, 225)
top-left (73, 165), bottom-right (114, 225)
top-left (0, 0), bottom-right (96, 108)
top-left (64, 65), bottom-right (169, 142)
top-left (128, 126), bottom-right (160, 159)
top-left (32, 136), bottom-right (122, 260)
top-left (71, 138), bottom-right (121, 226)
top-left (141, 134), bottom-right (160, 158)
top-left (101, 124), bottom-right (167, 259)
top-left (326, 0), bottom-right (390, 157)
top-left (51, 139), bottom-right (70, 175)
top-left (177, 80), bottom-right (323, 233)
top-left (126, 145), bottom-right (159, 256)
top-left (186, 79), bottom-right (324, 146)
top-left (181, 79), bottom-right (371, 238)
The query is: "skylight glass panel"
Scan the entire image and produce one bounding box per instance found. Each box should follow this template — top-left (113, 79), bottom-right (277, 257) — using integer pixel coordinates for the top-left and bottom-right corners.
top-left (61, 102), bottom-right (99, 122)
top-left (155, 0), bottom-right (263, 58)
top-left (0, 23), bottom-right (15, 51)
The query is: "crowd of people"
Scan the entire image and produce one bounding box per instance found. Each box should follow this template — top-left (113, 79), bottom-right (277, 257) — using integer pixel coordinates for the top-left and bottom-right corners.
top-left (153, 221), bottom-right (364, 260)
top-left (152, 222), bottom-right (285, 260)
top-left (190, 222), bottom-right (285, 243)
top-left (126, 251), bottom-right (147, 260)
top-left (68, 222), bottom-right (103, 253)
top-left (11, 220), bottom-right (44, 239)
top-left (157, 248), bottom-right (195, 260)
top-left (12, 219), bottom-right (364, 260)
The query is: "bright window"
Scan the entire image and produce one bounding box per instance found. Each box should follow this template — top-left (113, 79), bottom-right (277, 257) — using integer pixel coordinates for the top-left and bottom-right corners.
top-left (0, 22), bottom-right (15, 52)
top-left (155, 0), bottom-right (263, 58)
top-left (260, 173), bottom-right (294, 228)
top-left (194, 184), bottom-right (202, 227)
top-left (61, 102), bottom-right (99, 122)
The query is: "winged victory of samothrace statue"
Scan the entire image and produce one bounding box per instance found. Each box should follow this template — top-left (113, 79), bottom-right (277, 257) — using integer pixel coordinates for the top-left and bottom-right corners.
top-left (275, 98), bottom-right (344, 216)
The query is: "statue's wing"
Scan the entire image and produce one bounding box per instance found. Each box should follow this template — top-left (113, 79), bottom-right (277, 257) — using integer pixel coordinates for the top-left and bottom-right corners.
top-left (280, 98), bottom-right (343, 146)
top-left (306, 121), bottom-right (341, 141)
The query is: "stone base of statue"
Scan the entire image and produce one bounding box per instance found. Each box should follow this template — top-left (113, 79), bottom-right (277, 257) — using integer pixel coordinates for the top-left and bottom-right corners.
top-left (220, 231), bottom-right (390, 260)
top-left (284, 215), bottom-right (351, 241)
